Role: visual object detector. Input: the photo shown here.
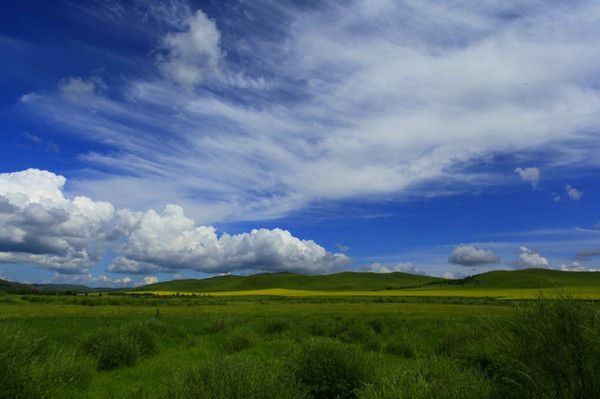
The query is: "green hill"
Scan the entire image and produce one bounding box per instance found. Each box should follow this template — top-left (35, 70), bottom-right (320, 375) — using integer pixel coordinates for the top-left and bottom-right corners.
top-left (137, 271), bottom-right (444, 292)
top-left (0, 278), bottom-right (38, 294)
top-left (448, 268), bottom-right (600, 289)
top-left (31, 284), bottom-right (92, 293)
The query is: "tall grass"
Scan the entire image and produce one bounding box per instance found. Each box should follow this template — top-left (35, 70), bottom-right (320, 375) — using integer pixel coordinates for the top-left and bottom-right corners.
top-left (166, 356), bottom-right (305, 399)
top-left (80, 319), bottom-right (160, 370)
top-left (0, 327), bottom-right (93, 399)
top-left (359, 357), bottom-right (493, 399)
top-left (496, 295), bottom-right (600, 398)
top-left (291, 337), bottom-right (372, 399)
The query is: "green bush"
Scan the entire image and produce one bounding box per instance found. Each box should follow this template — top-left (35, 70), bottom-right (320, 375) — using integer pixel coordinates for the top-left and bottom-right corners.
top-left (166, 356), bottom-right (305, 399)
top-left (81, 329), bottom-right (139, 370)
top-left (358, 356), bottom-right (493, 399)
top-left (264, 318), bottom-right (289, 335)
top-left (124, 321), bottom-right (159, 357)
top-left (80, 320), bottom-right (159, 370)
top-left (292, 338), bottom-right (371, 399)
top-left (0, 328), bottom-right (93, 399)
top-left (221, 330), bottom-right (256, 353)
top-left (495, 297), bottom-right (600, 398)
top-left (385, 335), bottom-right (418, 358)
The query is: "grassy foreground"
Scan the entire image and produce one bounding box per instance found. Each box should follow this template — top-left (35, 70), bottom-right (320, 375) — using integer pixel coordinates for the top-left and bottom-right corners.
top-left (1, 291), bottom-right (600, 398)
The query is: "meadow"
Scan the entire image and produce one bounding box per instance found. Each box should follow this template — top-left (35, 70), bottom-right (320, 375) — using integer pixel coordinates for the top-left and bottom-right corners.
top-left (1, 269), bottom-right (600, 398)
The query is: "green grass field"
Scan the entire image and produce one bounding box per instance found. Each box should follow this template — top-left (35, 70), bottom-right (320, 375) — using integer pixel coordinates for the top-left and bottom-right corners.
top-left (2, 269), bottom-right (600, 398)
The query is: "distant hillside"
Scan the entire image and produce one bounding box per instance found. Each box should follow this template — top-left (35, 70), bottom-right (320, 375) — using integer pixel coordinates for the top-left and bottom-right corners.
top-left (137, 271), bottom-right (444, 292)
top-left (0, 279), bottom-right (94, 294)
top-left (0, 278), bottom-right (38, 294)
top-left (449, 269), bottom-right (600, 289)
top-left (31, 284), bottom-right (92, 293)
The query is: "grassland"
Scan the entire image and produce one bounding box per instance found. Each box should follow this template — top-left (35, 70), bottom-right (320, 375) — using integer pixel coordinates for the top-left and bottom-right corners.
top-left (132, 269), bottom-right (600, 300)
top-left (1, 269), bottom-right (600, 398)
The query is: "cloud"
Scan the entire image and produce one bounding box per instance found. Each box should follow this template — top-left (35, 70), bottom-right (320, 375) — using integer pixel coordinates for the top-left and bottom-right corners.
top-left (443, 271), bottom-right (467, 279)
top-left (0, 169), bottom-right (348, 276)
top-left (58, 77), bottom-right (96, 100)
top-left (157, 9), bottom-right (222, 87)
top-left (142, 276), bottom-right (158, 285)
top-left (110, 204), bottom-right (351, 274)
top-left (336, 243), bottom-right (350, 252)
top-left (515, 167), bottom-right (540, 187)
top-left (566, 184), bottom-right (583, 200)
top-left (576, 249), bottom-right (600, 257)
top-left (45, 273), bottom-right (134, 288)
top-left (559, 262), bottom-right (599, 272)
top-left (519, 246), bottom-right (549, 268)
top-left (448, 245), bottom-right (500, 266)
top-left (18, 1), bottom-right (600, 224)
top-left (364, 262), bottom-right (424, 275)
top-left (0, 169), bottom-right (115, 273)
top-left (22, 132), bottom-right (60, 153)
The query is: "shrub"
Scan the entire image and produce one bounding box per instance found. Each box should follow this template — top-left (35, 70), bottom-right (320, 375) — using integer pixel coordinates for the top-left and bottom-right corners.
top-left (291, 338), bottom-right (371, 399)
top-left (165, 356), bottom-right (305, 399)
top-left (367, 319), bottom-right (385, 334)
top-left (385, 335), bottom-right (418, 358)
top-left (495, 296), bottom-right (600, 398)
top-left (264, 319), bottom-right (289, 335)
top-left (0, 328), bottom-right (93, 398)
top-left (80, 320), bottom-right (159, 370)
top-left (308, 318), bottom-right (344, 338)
top-left (81, 329), bottom-right (139, 370)
top-left (124, 321), bottom-right (159, 357)
top-left (221, 329), bottom-right (256, 353)
top-left (358, 356), bottom-right (493, 399)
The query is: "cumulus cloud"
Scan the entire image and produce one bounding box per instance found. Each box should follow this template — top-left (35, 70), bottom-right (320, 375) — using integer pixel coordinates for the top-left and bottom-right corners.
top-left (142, 276), bottom-right (158, 285)
top-left (158, 9), bottom-right (222, 87)
top-left (45, 273), bottom-right (134, 288)
top-left (519, 246), bottom-right (549, 268)
top-left (515, 167), bottom-right (540, 187)
top-left (364, 262), bottom-right (424, 275)
top-left (559, 262), bottom-right (599, 272)
top-left (448, 245), bottom-right (500, 266)
top-left (110, 204), bottom-right (350, 274)
top-left (0, 169), bottom-right (115, 273)
top-left (443, 271), bottom-right (467, 279)
top-left (566, 184), bottom-right (583, 200)
top-left (0, 169), bottom-right (349, 276)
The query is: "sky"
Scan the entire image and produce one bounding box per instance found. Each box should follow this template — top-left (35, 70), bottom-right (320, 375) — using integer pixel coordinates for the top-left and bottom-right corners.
top-left (1, 0), bottom-right (600, 287)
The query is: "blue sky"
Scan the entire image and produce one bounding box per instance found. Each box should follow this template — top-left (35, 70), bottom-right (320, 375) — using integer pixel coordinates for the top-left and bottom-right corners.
top-left (1, 0), bottom-right (600, 286)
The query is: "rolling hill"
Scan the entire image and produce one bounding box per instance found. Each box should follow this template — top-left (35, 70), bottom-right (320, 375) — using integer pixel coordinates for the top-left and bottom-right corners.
top-left (447, 268), bottom-right (600, 289)
top-left (0, 278), bottom-right (38, 294)
top-left (136, 271), bottom-right (444, 292)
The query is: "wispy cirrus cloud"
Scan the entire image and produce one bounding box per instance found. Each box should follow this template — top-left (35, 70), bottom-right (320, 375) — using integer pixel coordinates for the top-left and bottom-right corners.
top-left (15, 0), bottom-right (600, 225)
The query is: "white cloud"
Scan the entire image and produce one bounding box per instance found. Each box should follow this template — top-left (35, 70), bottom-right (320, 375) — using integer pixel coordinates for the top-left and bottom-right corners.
top-left (0, 169), bottom-right (115, 273)
top-left (515, 167), bottom-right (540, 187)
top-left (0, 169), bottom-right (348, 276)
top-left (18, 2), bottom-right (600, 224)
top-left (158, 10), bottom-right (222, 87)
top-left (519, 246), bottom-right (549, 268)
top-left (142, 276), bottom-right (158, 285)
top-left (443, 271), bottom-right (467, 279)
top-left (566, 184), bottom-right (583, 200)
top-left (45, 273), bottom-right (134, 288)
top-left (448, 245), bottom-right (500, 266)
top-left (559, 262), bottom-right (599, 272)
top-left (58, 77), bottom-right (96, 100)
top-left (364, 262), bottom-right (424, 275)
top-left (110, 204), bottom-right (350, 274)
